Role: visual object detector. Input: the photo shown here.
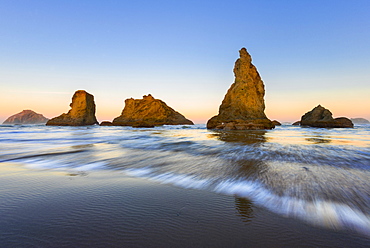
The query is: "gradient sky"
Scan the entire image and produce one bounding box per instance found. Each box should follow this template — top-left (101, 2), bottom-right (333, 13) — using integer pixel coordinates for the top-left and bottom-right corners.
top-left (1, 0), bottom-right (369, 124)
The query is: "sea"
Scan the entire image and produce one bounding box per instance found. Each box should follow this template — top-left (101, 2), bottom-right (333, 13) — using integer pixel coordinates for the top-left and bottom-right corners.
top-left (0, 123), bottom-right (369, 238)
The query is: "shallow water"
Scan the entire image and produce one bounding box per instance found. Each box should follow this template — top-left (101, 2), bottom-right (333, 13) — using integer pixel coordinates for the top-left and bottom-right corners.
top-left (1, 123), bottom-right (369, 237)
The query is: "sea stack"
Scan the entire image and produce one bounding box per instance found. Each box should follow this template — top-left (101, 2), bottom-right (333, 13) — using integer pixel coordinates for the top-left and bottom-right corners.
top-left (111, 94), bottom-right (194, 127)
top-left (207, 48), bottom-right (274, 130)
top-left (46, 90), bottom-right (98, 126)
top-left (300, 105), bottom-right (353, 128)
top-left (3, 110), bottom-right (49, 124)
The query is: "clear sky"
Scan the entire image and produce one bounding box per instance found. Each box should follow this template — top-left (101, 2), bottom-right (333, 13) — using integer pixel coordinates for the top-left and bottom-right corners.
top-left (1, 0), bottom-right (369, 124)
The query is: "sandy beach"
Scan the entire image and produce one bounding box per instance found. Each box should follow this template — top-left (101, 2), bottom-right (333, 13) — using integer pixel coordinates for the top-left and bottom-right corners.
top-left (0, 162), bottom-right (368, 248)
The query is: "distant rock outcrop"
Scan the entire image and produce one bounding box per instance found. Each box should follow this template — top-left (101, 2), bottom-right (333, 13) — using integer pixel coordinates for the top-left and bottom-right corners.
top-left (112, 94), bottom-right (194, 127)
top-left (300, 105), bottom-right (353, 128)
top-left (3, 110), bottom-right (49, 124)
top-left (351, 118), bottom-right (370, 124)
top-left (206, 48), bottom-right (274, 130)
top-left (46, 90), bottom-right (98, 126)
top-left (100, 121), bottom-right (114, 126)
top-left (272, 120), bottom-right (281, 126)
top-left (292, 121), bottom-right (301, 126)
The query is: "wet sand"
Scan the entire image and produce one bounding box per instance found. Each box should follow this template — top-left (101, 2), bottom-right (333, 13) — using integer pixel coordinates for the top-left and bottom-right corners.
top-left (0, 162), bottom-right (368, 248)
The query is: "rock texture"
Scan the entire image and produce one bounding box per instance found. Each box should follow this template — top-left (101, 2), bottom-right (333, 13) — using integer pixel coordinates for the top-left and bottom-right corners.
top-left (3, 110), bottom-right (49, 124)
top-left (207, 48), bottom-right (274, 130)
top-left (112, 94), bottom-right (194, 127)
top-left (46, 90), bottom-right (98, 126)
top-left (351, 118), bottom-right (370, 124)
top-left (300, 105), bottom-right (353, 128)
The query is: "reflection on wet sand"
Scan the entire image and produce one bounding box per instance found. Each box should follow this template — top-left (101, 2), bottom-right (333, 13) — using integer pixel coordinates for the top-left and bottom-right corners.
top-left (208, 130), bottom-right (268, 144)
top-left (235, 197), bottom-right (254, 223)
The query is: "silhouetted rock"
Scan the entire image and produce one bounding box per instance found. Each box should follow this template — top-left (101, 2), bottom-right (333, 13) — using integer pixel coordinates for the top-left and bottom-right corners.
top-left (112, 94), bottom-right (193, 127)
top-left (300, 105), bottom-right (353, 128)
top-left (292, 121), bottom-right (301, 126)
top-left (3, 110), bottom-right (49, 124)
top-left (46, 90), bottom-right (98, 126)
top-left (351, 118), bottom-right (370, 124)
top-left (100, 121), bottom-right (114, 126)
top-left (272, 120), bottom-right (281, 126)
top-left (207, 48), bottom-right (274, 130)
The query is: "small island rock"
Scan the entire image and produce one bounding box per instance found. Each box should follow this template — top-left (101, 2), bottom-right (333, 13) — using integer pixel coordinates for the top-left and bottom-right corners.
top-left (3, 110), bottom-right (49, 124)
top-left (300, 105), bottom-right (353, 128)
top-left (207, 48), bottom-right (274, 130)
top-left (292, 121), bottom-right (301, 126)
top-left (112, 94), bottom-right (194, 127)
top-left (46, 90), bottom-right (98, 126)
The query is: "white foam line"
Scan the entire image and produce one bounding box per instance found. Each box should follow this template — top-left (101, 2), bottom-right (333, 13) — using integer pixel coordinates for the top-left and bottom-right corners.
top-left (124, 169), bottom-right (370, 237)
top-left (72, 162), bottom-right (106, 171)
top-left (214, 180), bottom-right (370, 237)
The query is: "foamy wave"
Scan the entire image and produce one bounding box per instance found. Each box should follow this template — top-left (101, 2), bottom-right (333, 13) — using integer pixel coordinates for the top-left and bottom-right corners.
top-left (21, 159), bottom-right (107, 171)
top-left (125, 168), bottom-right (211, 189)
top-left (124, 170), bottom-right (370, 237)
top-left (215, 180), bottom-right (370, 237)
top-left (72, 162), bottom-right (106, 171)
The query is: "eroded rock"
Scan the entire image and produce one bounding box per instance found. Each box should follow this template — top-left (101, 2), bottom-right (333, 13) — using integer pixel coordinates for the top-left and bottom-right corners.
top-left (112, 94), bottom-right (193, 127)
top-left (46, 90), bottom-right (98, 126)
top-left (207, 48), bottom-right (274, 130)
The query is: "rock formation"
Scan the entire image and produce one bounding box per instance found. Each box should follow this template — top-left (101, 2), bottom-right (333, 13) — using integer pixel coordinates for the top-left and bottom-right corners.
top-left (46, 90), bottom-right (98, 126)
top-left (100, 121), bottom-right (114, 126)
top-left (351, 118), bottom-right (370, 124)
top-left (3, 110), bottom-right (49, 124)
top-left (272, 120), bottom-right (281, 126)
top-left (207, 48), bottom-right (274, 130)
top-left (292, 121), bottom-right (301, 126)
top-left (300, 105), bottom-right (353, 128)
top-left (112, 94), bottom-right (194, 127)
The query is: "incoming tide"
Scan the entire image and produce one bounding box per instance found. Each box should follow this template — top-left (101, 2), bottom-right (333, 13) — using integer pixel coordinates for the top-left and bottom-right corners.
top-left (0, 123), bottom-right (369, 236)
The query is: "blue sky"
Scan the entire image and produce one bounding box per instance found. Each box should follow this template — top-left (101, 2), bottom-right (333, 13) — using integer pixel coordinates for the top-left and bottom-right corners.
top-left (1, 0), bottom-right (369, 123)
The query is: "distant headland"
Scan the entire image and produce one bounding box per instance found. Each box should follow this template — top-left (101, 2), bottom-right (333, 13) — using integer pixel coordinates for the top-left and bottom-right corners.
top-left (2, 110), bottom-right (49, 124)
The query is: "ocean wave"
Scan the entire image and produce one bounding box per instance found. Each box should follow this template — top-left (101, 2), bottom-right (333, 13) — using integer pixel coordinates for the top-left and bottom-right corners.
top-left (123, 167), bottom-right (370, 237)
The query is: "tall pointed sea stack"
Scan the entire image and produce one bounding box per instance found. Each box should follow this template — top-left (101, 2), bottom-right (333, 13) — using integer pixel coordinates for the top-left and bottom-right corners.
top-left (112, 94), bottom-right (193, 127)
top-left (46, 90), bottom-right (98, 126)
top-left (207, 48), bottom-right (274, 130)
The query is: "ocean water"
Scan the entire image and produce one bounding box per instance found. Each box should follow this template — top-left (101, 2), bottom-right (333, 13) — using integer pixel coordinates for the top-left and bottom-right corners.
top-left (1, 123), bottom-right (369, 237)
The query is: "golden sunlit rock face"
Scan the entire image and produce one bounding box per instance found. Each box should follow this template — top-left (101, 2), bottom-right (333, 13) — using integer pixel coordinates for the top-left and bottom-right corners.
top-left (112, 94), bottom-right (194, 127)
top-left (300, 105), bottom-right (353, 128)
top-left (207, 48), bottom-right (274, 130)
top-left (3, 110), bottom-right (49, 124)
top-left (46, 90), bottom-right (98, 126)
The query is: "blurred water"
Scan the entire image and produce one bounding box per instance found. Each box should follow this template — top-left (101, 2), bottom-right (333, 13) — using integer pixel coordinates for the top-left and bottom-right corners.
top-left (0, 123), bottom-right (369, 236)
